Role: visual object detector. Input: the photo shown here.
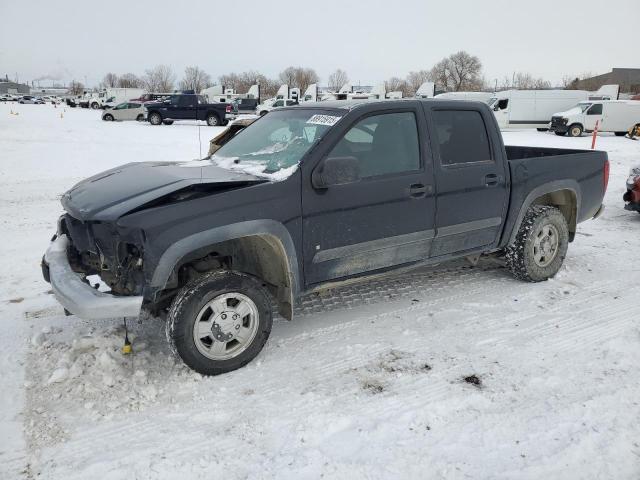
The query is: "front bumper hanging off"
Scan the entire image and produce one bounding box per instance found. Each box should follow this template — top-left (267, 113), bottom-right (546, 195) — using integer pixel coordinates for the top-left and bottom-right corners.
top-left (42, 234), bottom-right (143, 319)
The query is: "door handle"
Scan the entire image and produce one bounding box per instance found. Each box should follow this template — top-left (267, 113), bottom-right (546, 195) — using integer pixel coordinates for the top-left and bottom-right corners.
top-left (484, 174), bottom-right (500, 187)
top-left (408, 183), bottom-right (431, 198)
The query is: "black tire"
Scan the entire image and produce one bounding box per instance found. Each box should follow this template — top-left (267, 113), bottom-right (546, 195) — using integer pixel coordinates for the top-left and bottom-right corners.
top-left (136, 114), bottom-right (144, 122)
top-left (149, 112), bottom-right (163, 125)
top-left (103, 114), bottom-right (114, 121)
top-left (505, 205), bottom-right (569, 282)
top-left (615, 132), bottom-right (627, 137)
top-left (537, 128), bottom-right (548, 132)
top-left (554, 131), bottom-right (567, 136)
top-left (567, 124), bottom-right (583, 137)
top-left (162, 120), bottom-right (174, 125)
top-left (206, 113), bottom-right (220, 126)
top-left (90, 102), bottom-right (100, 109)
top-left (166, 270), bottom-right (273, 376)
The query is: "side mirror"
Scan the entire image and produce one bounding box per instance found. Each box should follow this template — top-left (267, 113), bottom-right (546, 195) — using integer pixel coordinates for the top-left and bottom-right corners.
top-left (312, 156), bottom-right (360, 189)
top-left (493, 105), bottom-right (500, 112)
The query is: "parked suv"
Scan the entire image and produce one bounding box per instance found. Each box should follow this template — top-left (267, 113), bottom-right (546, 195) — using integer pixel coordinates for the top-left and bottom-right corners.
top-left (144, 94), bottom-right (236, 126)
top-left (42, 99), bottom-right (608, 376)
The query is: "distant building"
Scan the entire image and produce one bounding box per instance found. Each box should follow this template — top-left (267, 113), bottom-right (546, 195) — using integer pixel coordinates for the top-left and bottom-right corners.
top-left (0, 79), bottom-right (30, 94)
top-left (572, 68), bottom-right (640, 93)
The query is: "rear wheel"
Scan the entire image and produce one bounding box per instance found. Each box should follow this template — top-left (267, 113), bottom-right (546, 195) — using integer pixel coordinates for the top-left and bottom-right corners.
top-left (505, 205), bottom-right (569, 282)
top-left (149, 112), bottom-right (162, 125)
top-left (90, 102), bottom-right (100, 109)
top-left (166, 271), bottom-right (273, 376)
top-left (567, 124), bottom-right (583, 137)
top-left (206, 113), bottom-right (220, 126)
top-left (136, 114), bottom-right (144, 122)
top-left (103, 114), bottom-right (114, 121)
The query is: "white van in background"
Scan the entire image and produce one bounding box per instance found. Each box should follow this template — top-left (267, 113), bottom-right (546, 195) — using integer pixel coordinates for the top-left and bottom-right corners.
top-left (434, 91), bottom-right (494, 103)
top-left (550, 100), bottom-right (640, 137)
top-left (488, 85), bottom-right (619, 130)
top-left (88, 88), bottom-right (145, 109)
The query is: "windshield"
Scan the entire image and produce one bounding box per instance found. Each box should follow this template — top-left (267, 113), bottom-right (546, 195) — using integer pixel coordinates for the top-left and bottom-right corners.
top-left (211, 109), bottom-right (341, 179)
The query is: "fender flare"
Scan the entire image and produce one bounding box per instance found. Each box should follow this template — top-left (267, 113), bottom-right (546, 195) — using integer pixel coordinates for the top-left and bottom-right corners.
top-left (149, 219), bottom-right (301, 298)
top-left (505, 180), bottom-right (582, 245)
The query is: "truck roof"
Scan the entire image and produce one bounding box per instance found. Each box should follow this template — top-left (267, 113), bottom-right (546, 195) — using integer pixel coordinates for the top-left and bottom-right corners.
top-left (290, 98), bottom-right (488, 111)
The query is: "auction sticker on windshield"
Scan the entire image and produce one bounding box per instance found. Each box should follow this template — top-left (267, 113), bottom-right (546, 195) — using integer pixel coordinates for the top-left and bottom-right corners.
top-left (306, 114), bottom-right (342, 126)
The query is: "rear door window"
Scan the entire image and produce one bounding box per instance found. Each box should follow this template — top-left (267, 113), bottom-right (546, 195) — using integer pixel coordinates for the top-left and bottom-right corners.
top-left (432, 110), bottom-right (492, 165)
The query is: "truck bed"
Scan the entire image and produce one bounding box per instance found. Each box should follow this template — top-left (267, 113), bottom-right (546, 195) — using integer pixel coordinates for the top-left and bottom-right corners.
top-left (500, 145), bottom-right (608, 244)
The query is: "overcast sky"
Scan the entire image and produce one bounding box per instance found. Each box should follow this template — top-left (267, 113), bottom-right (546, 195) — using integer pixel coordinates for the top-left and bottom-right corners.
top-left (1, 0), bottom-right (637, 88)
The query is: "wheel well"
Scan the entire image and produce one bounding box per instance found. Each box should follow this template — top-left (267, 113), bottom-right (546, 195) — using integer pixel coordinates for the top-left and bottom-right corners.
top-left (168, 234), bottom-right (293, 320)
top-left (530, 189), bottom-right (577, 241)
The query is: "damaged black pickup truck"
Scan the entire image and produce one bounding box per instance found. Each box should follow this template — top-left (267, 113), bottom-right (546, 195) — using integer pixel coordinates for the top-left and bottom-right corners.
top-left (42, 99), bottom-right (609, 375)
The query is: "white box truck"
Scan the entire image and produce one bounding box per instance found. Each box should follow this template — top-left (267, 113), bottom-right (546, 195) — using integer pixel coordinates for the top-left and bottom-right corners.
top-left (88, 88), bottom-right (145, 109)
top-left (550, 100), bottom-right (640, 137)
top-left (488, 85), bottom-right (619, 131)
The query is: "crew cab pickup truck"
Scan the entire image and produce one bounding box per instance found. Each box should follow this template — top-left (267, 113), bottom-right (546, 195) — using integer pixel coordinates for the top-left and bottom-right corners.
top-left (42, 99), bottom-right (609, 375)
top-left (144, 94), bottom-right (236, 126)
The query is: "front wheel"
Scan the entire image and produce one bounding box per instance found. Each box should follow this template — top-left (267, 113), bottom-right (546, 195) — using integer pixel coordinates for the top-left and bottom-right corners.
top-left (166, 271), bottom-right (273, 376)
top-left (505, 205), bottom-right (569, 282)
top-left (148, 112), bottom-right (162, 125)
top-left (103, 114), bottom-right (114, 121)
top-left (568, 124), bottom-right (583, 137)
top-left (90, 102), bottom-right (100, 109)
top-left (206, 113), bottom-right (220, 126)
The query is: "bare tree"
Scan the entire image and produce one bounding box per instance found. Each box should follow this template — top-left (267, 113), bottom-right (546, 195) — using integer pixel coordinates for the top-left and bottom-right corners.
top-left (278, 67), bottom-right (297, 87)
top-left (68, 80), bottom-right (84, 96)
top-left (142, 65), bottom-right (176, 93)
top-left (327, 69), bottom-right (349, 92)
top-left (118, 73), bottom-right (142, 88)
top-left (294, 67), bottom-right (319, 95)
top-left (428, 59), bottom-right (452, 92)
top-left (448, 51), bottom-right (483, 91)
top-left (511, 72), bottom-right (551, 89)
top-left (406, 70), bottom-right (431, 95)
top-left (384, 76), bottom-right (410, 96)
top-left (102, 72), bottom-right (119, 88)
top-left (179, 66), bottom-right (212, 93)
top-left (218, 71), bottom-right (279, 97)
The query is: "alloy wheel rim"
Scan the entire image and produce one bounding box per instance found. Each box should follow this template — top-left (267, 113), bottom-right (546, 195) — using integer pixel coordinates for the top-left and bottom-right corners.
top-left (532, 223), bottom-right (559, 267)
top-left (192, 292), bottom-right (259, 361)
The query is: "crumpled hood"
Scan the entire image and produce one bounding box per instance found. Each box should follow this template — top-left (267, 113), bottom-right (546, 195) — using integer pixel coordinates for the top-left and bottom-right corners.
top-left (62, 161), bottom-right (263, 222)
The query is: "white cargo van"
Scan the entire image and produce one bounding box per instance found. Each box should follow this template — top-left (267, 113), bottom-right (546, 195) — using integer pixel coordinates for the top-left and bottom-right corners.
top-left (550, 100), bottom-right (640, 137)
top-left (488, 85), bottom-right (619, 131)
top-left (434, 91), bottom-right (494, 103)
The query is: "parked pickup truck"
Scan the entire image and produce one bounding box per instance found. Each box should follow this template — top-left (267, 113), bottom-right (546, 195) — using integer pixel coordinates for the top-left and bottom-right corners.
top-left (41, 99), bottom-right (608, 375)
top-left (144, 93), bottom-right (237, 126)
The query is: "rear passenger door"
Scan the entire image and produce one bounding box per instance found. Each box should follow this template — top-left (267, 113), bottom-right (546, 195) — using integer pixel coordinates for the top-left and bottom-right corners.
top-left (426, 106), bottom-right (508, 257)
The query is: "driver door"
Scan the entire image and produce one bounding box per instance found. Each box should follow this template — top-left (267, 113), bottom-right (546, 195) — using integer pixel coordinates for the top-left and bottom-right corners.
top-left (301, 107), bottom-right (436, 286)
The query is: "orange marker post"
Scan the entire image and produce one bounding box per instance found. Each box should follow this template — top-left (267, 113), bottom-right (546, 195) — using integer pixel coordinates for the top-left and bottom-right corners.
top-left (591, 120), bottom-right (599, 149)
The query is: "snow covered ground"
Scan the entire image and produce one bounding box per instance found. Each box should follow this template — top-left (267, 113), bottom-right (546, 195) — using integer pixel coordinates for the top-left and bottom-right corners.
top-left (1, 103), bottom-right (639, 479)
